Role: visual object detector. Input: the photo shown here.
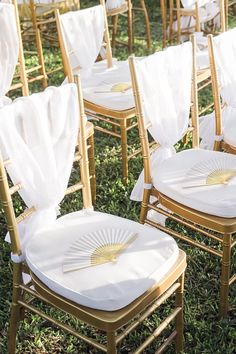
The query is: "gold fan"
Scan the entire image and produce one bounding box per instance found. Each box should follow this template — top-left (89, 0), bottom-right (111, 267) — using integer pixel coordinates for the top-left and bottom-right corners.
top-left (111, 83), bottom-right (131, 93)
top-left (183, 156), bottom-right (236, 189)
top-left (63, 228), bottom-right (138, 273)
top-left (95, 82), bottom-right (131, 94)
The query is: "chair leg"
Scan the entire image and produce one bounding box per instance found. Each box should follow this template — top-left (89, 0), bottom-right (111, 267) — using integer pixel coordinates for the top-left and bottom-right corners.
top-left (140, 0), bottom-right (151, 50)
top-left (139, 189), bottom-right (150, 225)
top-left (219, 233), bottom-right (232, 317)
top-left (107, 331), bottom-right (117, 354)
top-left (127, 0), bottom-right (133, 53)
top-left (175, 273), bottom-right (185, 353)
top-left (120, 119), bottom-right (128, 184)
top-left (87, 135), bottom-right (96, 204)
top-left (8, 264), bottom-right (23, 354)
top-left (35, 27), bottom-right (48, 88)
top-left (111, 15), bottom-right (118, 51)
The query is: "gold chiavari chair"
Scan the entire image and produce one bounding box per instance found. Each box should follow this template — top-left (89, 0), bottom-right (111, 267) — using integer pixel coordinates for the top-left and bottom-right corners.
top-left (161, 1), bottom-right (226, 123)
top-left (224, 0), bottom-right (236, 28)
top-left (106, 0), bottom-right (151, 53)
top-left (0, 77), bottom-right (186, 354)
top-left (200, 28), bottom-right (236, 153)
top-left (12, 0), bottom-right (48, 92)
top-left (161, 0), bottom-right (225, 48)
top-left (129, 39), bottom-right (236, 318)
top-left (16, 0), bottom-right (96, 200)
top-left (161, 0), bottom-right (225, 47)
top-left (56, 0), bottom-right (142, 184)
top-left (20, 0), bottom-right (80, 83)
top-left (106, 0), bottom-right (133, 53)
top-left (0, 0), bottom-right (27, 100)
top-left (3, 0), bottom-right (29, 97)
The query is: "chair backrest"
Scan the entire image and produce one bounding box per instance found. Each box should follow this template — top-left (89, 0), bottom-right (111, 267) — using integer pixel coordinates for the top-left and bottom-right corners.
top-left (129, 41), bottom-right (198, 185)
top-left (55, 0), bottom-right (112, 83)
top-left (176, 0), bottom-right (225, 37)
top-left (0, 78), bottom-right (92, 260)
top-left (0, 0), bottom-right (28, 100)
top-left (207, 28), bottom-right (236, 143)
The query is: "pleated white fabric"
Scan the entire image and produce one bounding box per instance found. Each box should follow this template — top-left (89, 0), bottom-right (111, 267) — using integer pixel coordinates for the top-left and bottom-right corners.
top-left (200, 28), bottom-right (236, 150)
top-left (131, 42), bottom-right (192, 201)
top-left (0, 84), bottom-right (79, 254)
top-left (60, 5), bottom-right (104, 75)
top-left (0, 3), bottom-right (19, 106)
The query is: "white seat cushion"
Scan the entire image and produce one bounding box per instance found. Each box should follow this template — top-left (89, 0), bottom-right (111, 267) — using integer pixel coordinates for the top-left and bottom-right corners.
top-left (153, 149), bottom-right (236, 218)
top-left (26, 210), bottom-right (179, 311)
top-left (224, 114), bottom-right (236, 148)
top-left (79, 60), bottom-right (135, 111)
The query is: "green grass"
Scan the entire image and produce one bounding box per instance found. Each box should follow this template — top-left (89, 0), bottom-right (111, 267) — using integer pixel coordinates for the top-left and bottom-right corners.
top-left (1, 2), bottom-right (236, 353)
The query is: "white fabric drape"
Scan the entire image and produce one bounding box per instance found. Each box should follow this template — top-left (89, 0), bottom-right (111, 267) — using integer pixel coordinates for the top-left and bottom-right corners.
top-left (131, 42), bottom-right (192, 201)
top-left (0, 84), bottom-right (79, 254)
top-left (106, 0), bottom-right (126, 10)
top-left (0, 3), bottom-right (19, 106)
top-left (60, 5), bottom-right (104, 75)
top-left (200, 28), bottom-right (236, 150)
top-left (173, 0), bottom-right (220, 39)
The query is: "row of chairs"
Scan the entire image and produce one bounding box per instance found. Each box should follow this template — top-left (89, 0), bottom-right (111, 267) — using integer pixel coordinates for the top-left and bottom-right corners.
top-left (9, 0), bottom-right (228, 185)
top-left (0, 1), bottom-right (235, 353)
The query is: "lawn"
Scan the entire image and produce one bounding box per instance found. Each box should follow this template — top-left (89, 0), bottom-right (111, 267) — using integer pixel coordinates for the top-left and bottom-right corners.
top-left (0, 1), bottom-right (236, 353)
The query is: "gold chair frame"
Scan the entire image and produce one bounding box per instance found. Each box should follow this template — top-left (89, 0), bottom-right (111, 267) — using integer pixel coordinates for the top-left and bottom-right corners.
top-left (15, 0), bottom-right (48, 91)
top-left (107, 0), bottom-right (151, 53)
top-left (161, 0), bottom-right (226, 48)
top-left (56, 0), bottom-right (143, 184)
top-left (224, 0), bottom-right (236, 29)
top-left (129, 41), bottom-right (236, 318)
top-left (208, 33), bottom-right (236, 154)
top-left (0, 76), bottom-right (187, 353)
top-left (8, 0), bottom-right (29, 96)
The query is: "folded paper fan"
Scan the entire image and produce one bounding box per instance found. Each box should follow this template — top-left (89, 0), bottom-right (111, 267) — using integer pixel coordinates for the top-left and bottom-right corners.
top-left (111, 83), bottom-right (131, 92)
top-left (63, 228), bottom-right (138, 273)
top-left (183, 156), bottom-right (236, 188)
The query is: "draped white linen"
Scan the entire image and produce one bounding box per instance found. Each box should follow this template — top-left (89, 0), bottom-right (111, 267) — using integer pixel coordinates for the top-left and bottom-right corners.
top-left (173, 0), bottom-right (220, 39)
top-left (200, 28), bottom-right (236, 149)
top-left (131, 42), bottom-right (192, 201)
top-left (0, 3), bottom-right (19, 106)
top-left (60, 5), bottom-right (104, 75)
top-left (0, 84), bottom-right (79, 255)
top-left (106, 0), bottom-right (126, 10)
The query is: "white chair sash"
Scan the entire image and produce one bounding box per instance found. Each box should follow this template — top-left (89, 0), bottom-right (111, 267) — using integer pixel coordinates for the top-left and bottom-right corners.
top-left (131, 42), bottom-right (192, 201)
top-left (0, 84), bottom-right (79, 254)
top-left (0, 3), bottom-right (19, 106)
top-left (200, 28), bottom-right (236, 149)
top-left (60, 5), bottom-right (105, 74)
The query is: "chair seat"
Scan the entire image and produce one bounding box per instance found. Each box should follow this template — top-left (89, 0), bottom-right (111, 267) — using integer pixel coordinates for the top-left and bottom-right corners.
top-left (153, 149), bottom-right (236, 218)
top-left (26, 210), bottom-right (179, 311)
top-left (224, 114), bottom-right (236, 148)
top-left (78, 60), bottom-right (135, 111)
